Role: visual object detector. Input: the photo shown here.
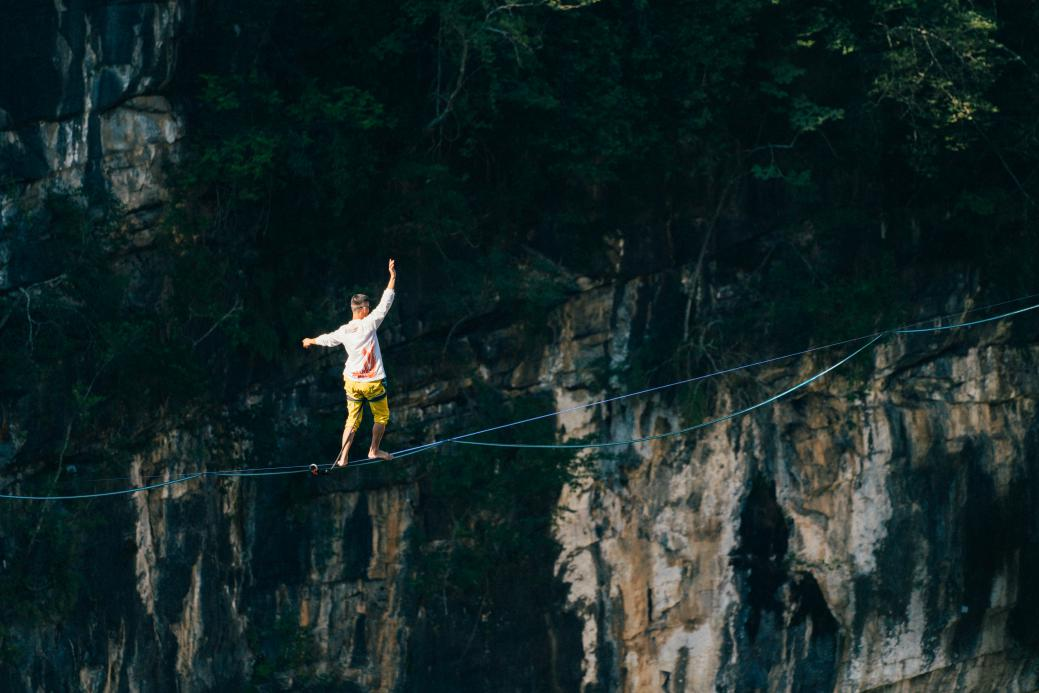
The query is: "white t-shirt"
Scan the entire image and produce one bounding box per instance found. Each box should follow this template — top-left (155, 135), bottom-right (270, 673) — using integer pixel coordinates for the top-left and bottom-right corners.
top-left (314, 289), bottom-right (395, 382)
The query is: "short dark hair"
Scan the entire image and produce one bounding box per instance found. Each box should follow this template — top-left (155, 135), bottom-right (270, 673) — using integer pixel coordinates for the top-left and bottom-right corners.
top-left (351, 293), bottom-right (370, 310)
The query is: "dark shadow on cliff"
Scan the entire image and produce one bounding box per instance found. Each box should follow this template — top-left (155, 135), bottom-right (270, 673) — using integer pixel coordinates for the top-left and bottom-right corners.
top-left (401, 390), bottom-right (584, 692)
top-left (853, 397), bottom-right (1039, 672)
top-left (722, 473), bottom-right (840, 693)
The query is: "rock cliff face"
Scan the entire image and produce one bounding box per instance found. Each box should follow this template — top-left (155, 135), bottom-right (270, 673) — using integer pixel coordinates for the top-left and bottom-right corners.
top-left (545, 281), bottom-right (1039, 692)
top-left (2, 2), bottom-right (1039, 692)
top-left (1, 389), bottom-right (419, 691)
top-left (0, 0), bottom-right (184, 280)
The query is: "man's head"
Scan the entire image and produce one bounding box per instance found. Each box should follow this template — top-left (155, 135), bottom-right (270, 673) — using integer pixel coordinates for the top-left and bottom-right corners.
top-left (351, 293), bottom-right (371, 319)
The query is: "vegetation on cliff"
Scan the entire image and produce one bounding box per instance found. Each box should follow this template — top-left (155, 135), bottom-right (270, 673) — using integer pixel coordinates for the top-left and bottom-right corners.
top-left (171, 0), bottom-right (1039, 366)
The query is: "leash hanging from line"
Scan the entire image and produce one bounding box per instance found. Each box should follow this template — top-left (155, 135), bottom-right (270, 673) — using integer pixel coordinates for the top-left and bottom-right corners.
top-left (2, 297), bottom-right (1038, 501)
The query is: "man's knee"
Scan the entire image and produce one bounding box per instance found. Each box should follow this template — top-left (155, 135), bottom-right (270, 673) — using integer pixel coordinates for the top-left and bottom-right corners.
top-left (345, 395), bottom-right (364, 431)
top-left (371, 399), bottom-right (390, 426)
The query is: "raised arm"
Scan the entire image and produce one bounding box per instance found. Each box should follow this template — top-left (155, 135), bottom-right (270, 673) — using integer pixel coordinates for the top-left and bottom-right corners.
top-left (363, 259), bottom-right (397, 329)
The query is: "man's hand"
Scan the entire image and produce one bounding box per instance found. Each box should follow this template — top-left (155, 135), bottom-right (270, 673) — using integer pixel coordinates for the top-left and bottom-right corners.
top-left (387, 258), bottom-right (397, 290)
top-left (301, 337), bottom-right (315, 349)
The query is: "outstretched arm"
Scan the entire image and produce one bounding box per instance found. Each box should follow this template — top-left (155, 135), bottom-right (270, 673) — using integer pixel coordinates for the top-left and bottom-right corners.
top-left (301, 327), bottom-right (345, 349)
top-left (387, 258), bottom-right (396, 291)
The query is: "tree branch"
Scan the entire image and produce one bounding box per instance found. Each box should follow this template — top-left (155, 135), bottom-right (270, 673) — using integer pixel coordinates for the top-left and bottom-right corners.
top-left (426, 26), bottom-right (470, 131)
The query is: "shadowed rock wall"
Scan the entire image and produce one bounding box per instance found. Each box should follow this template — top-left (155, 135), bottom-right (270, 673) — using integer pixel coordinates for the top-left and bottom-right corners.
top-left (0, 0), bottom-right (184, 281)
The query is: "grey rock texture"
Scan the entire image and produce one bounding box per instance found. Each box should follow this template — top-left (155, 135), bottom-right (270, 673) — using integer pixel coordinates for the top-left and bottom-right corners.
top-left (0, 389), bottom-right (418, 691)
top-left (545, 281), bottom-right (1039, 692)
top-left (0, 0), bottom-right (184, 278)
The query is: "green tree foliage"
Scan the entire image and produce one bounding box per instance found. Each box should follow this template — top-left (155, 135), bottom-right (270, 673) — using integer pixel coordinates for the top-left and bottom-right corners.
top-left (405, 391), bottom-right (581, 689)
top-left (169, 0), bottom-right (1039, 371)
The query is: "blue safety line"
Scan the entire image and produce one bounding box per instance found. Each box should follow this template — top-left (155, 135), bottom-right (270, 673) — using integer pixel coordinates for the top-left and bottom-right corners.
top-left (452, 301), bottom-right (1039, 450)
top-left (894, 302), bottom-right (1039, 334)
top-left (320, 297), bottom-right (1039, 462)
top-left (4, 297), bottom-right (1037, 499)
top-left (0, 473), bottom-right (204, 501)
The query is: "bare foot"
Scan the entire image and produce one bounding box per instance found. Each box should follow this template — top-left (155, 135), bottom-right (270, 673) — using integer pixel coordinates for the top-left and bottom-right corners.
top-left (368, 449), bottom-right (393, 461)
top-left (334, 458), bottom-right (348, 468)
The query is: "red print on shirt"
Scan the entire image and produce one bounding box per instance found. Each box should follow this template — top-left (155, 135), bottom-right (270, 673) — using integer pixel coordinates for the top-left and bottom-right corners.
top-left (351, 343), bottom-right (377, 379)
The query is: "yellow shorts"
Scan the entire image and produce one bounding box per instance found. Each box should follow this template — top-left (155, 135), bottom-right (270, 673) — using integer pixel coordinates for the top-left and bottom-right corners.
top-left (344, 379), bottom-right (390, 431)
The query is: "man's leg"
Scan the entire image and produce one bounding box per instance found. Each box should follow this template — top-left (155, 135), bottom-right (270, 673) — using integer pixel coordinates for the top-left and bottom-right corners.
top-left (367, 382), bottom-right (393, 460)
top-left (369, 423), bottom-right (392, 460)
top-left (337, 384), bottom-right (364, 467)
top-left (335, 424), bottom-right (357, 467)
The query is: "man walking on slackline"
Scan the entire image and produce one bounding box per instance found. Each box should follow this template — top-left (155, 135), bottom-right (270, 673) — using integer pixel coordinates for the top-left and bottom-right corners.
top-left (302, 259), bottom-right (397, 470)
